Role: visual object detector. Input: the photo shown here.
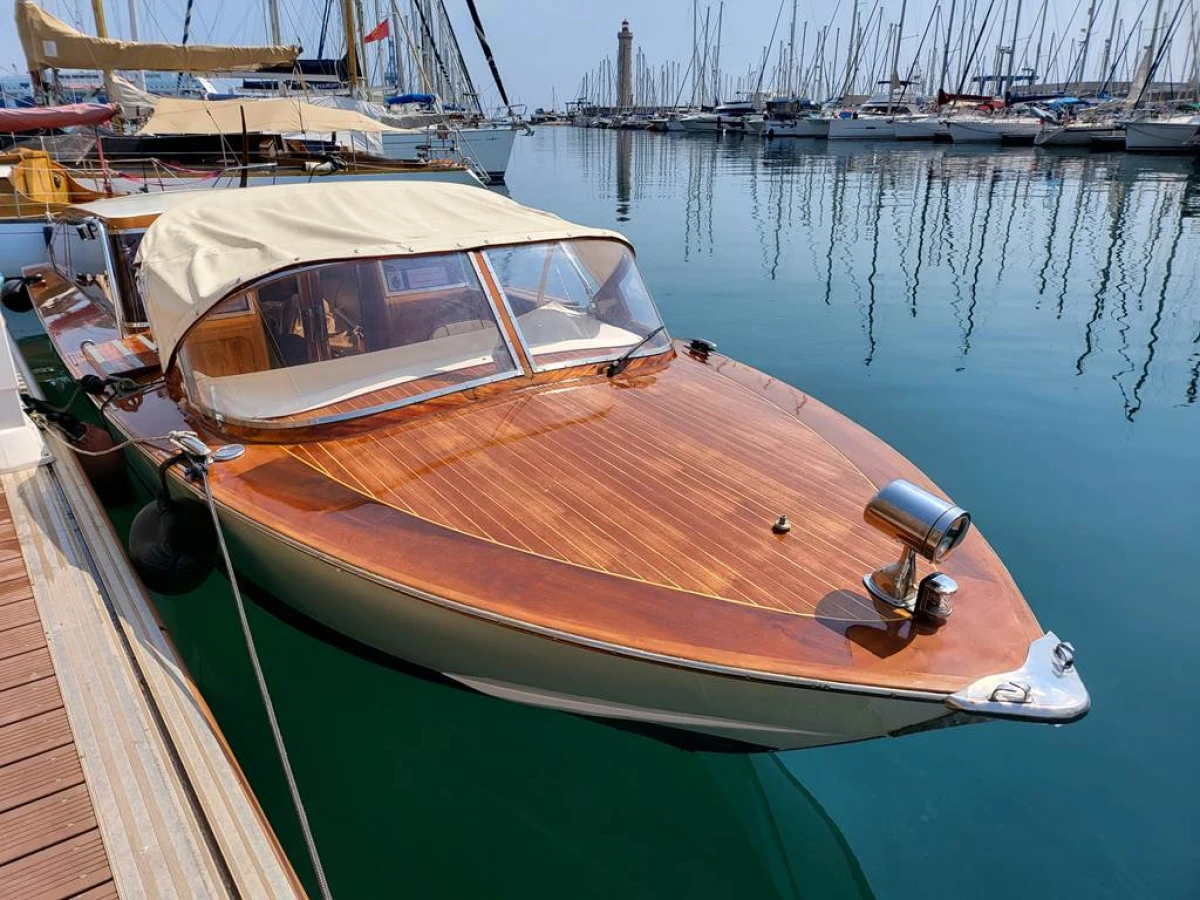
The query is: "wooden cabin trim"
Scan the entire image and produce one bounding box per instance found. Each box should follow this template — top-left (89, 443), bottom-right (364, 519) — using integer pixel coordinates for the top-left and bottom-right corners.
top-left (471, 249), bottom-right (533, 373)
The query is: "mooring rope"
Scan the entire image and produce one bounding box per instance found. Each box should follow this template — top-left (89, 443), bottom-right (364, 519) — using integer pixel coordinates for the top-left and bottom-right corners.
top-left (200, 469), bottom-right (334, 900)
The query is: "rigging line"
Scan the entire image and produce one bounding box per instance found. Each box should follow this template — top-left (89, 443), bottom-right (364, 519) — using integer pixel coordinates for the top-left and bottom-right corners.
top-left (409, 0), bottom-right (458, 106)
top-left (435, 0), bottom-right (483, 116)
top-left (756, 0), bottom-right (792, 94)
top-left (201, 469), bottom-right (335, 900)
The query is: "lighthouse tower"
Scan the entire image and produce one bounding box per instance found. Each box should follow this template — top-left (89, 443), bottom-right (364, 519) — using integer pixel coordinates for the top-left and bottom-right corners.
top-left (617, 20), bottom-right (634, 109)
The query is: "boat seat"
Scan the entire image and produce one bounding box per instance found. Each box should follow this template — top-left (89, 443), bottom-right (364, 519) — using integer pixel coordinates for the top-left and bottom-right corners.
top-left (384, 288), bottom-right (494, 345)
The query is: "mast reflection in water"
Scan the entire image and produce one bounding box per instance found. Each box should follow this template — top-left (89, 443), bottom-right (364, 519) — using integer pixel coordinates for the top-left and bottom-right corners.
top-left (531, 128), bottom-right (1200, 422)
top-left (507, 130), bottom-right (1200, 900)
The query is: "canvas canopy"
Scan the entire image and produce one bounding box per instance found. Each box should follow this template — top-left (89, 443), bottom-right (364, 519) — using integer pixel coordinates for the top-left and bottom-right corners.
top-left (138, 96), bottom-right (404, 136)
top-left (16, 1), bottom-right (299, 72)
top-left (135, 181), bottom-right (631, 366)
top-left (108, 75), bottom-right (157, 120)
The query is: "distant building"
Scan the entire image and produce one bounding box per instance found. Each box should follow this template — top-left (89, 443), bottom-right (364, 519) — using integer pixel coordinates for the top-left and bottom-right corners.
top-left (617, 20), bottom-right (633, 109)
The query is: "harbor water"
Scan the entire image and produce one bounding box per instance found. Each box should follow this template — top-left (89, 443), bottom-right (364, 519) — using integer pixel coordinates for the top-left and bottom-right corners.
top-left (19, 126), bottom-right (1200, 899)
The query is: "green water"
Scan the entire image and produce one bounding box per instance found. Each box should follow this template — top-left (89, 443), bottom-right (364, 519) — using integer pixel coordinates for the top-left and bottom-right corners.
top-left (17, 127), bottom-right (1200, 898)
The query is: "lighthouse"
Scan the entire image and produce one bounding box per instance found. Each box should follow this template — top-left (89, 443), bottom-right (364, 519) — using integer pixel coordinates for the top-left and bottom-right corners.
top-left (617, 20), bottom-right (634, 109)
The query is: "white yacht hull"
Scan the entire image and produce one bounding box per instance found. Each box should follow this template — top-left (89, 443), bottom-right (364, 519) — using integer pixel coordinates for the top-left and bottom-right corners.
top-left (828, 116), bottom-right (895, 141)
top-left (75, 166), bottom-right (483, 196)
top-left (1035, 124), bottom-right (1123, 147)
top-left (948, 119), bottom-right (1042, 144)
top-left (379, 126), bottom-right (517, 182)
top-left (135, 447), bottom-right (957, 753)
top-left (894, 118), bottom-right (947, 141)
top-left (1124, 121), bottom-right (1200, 151)
top-left (680, 117), bottom-right (722, 133)
top-left (0, 219), bottom-right (50, 278)
top-left (763, 118), bottom-right (829, 138)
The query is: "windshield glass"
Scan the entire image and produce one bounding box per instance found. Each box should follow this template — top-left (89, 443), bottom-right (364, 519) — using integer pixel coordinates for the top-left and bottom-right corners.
top-left (485, 239), bottom-right (669, 370)
top-left (177, 252), bottom-right (517, 425)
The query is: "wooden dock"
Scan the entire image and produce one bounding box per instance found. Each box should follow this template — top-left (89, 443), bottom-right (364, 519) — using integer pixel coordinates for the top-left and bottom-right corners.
top-left (0, 341), bottom-right (308, 899)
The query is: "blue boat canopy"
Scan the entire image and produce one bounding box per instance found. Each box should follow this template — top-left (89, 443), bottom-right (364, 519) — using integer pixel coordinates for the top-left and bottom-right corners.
top-left (386, 93), bottom-right (435, 106)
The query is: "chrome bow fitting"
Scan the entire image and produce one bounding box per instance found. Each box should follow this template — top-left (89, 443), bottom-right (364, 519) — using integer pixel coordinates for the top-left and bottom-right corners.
top-left (862, 479), bottom-right (971, 617)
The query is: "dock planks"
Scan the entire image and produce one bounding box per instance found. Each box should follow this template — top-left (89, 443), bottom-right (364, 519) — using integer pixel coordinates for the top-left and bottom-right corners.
top-left (0, 491), bottom-right (116, 900)
top-left (0, 355), bottom-right (307, 899)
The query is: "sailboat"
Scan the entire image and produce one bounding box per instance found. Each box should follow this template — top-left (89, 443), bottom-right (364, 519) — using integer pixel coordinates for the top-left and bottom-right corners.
top-left (370, 1), bottom-right (523, 182)
top-left (16, 180), bottom-right (1089, 751)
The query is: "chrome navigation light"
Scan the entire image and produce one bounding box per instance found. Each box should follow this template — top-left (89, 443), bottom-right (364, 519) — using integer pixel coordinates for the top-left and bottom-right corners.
top-left (862, 480), bottom-right (971, 614)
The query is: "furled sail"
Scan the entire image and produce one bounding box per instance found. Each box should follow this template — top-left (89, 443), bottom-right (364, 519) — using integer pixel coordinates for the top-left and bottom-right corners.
top-left (138, 97), bottom-right (405, 136)
top-left (0, 101), bottom-right (117, 131)
top-left (15, 0), bottom-right (300, 72)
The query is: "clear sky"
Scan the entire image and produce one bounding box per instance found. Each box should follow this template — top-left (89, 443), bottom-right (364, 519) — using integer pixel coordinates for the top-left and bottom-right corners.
top-left (1, 0), bottom-right (1193, 107)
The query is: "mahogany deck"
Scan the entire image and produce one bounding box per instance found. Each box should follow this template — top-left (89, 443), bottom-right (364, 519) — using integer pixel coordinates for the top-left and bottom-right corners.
top-left (0, 490), bottom-right (116, 900)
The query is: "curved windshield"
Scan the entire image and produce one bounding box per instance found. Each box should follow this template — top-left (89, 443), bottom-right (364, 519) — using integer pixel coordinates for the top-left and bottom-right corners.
top-left (485, 239), bottom-right (669, 370)
top-left (177, 252), bottom-right (518, 425)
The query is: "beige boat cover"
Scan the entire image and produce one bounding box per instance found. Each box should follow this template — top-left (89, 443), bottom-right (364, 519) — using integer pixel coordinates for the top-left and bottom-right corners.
top-left (16, 1), bottom-right (299, 72)
top-left (136, 181), bottom-right (631, 365)
top-left (138, 96), bottom-right (406, 136)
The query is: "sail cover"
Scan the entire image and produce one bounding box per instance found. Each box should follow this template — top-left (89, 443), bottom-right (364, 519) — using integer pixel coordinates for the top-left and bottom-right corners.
top-left (138, 97), bottom-right (404, 136)
top-left (16, 1), bottom-right (299, 72)
top-left (0, 102), bottom-right (117, 131)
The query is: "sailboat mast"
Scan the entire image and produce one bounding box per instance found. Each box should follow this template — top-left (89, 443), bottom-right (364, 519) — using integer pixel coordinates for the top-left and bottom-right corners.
top-left (713, 2), bottom-right (724, 103)
top-left (126, 0), bottom-right (146, 88)
top-left (1098, 0), bottom-right (1120, 86)
top-left (1004, 0), bottom-right (1022, 96)
top-left (787, 0), bottom-right (797, 95)
top-left (890, 0), bottom-right (909, 110)
top-left (941, 0), bottom-right (959, 92)
top-left (1076, 0), bottom-right (1097, 90)
top-left (90, 0), bottom-right (108, 37)
top-left (691, 0), bottom-right (698, 106)
top-left (342, 0), bottom-right (360, 89)
top-left (842, 0), bottom-right (860, 97)
top-left (268, 0), bottom-right (282, 44)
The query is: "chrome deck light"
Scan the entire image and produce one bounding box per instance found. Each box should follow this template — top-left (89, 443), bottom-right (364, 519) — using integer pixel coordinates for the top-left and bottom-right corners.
top-left (862, 479), bottom-right (971, 615)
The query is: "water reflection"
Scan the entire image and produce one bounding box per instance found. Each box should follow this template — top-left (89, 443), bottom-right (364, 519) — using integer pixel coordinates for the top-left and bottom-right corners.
top-left (151, 562), bottom-right (876, 900)
top-left (569, 130), bottom-right (1200, 421)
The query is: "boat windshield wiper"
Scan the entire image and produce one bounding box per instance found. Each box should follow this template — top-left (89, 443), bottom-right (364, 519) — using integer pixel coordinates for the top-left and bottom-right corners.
top-left (606, 325), bottom-right (667, 378)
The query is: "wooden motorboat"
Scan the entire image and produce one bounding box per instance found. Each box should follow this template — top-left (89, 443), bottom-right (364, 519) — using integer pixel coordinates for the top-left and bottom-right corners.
top-left (17, 182), bottom-right (1089, 751)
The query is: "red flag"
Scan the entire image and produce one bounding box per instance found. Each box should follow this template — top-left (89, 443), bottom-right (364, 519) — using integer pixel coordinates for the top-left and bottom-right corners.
top-left (363, 19), bottom-right (390, 43)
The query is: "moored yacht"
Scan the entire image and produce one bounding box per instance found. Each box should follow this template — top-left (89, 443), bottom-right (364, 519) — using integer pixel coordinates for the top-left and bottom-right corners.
top-left (679, 111), bottom-right (722, 133)
top-left (1123, 115), bottom-right (1200, 152)
top-left (16, 182), bottom-right (1089, 752)
top-left (1035, 121), bottom-right (1124, 148)
top-left (714, 99), bottom-right (759, 132)
top-left (893, 114), bottom-right (949, 141)
top-left (828, 100), bottom-right (923, 141)
top-left (947, 109), bottom-right (1047, 144)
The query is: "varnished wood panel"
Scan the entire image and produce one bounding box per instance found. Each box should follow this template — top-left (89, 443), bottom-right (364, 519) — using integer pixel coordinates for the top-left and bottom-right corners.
top-left (286, 354), bottom-right (916, 618)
